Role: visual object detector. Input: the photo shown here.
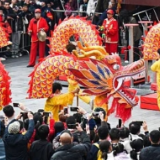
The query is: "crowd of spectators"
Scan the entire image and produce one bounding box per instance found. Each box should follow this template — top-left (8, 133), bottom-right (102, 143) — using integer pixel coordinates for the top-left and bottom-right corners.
top-left (0, 102), bottom-right (160, 160)
top-left (0, 0), bottom-right (120, 59)
top-left (0, 0), bottom-right (145, 62)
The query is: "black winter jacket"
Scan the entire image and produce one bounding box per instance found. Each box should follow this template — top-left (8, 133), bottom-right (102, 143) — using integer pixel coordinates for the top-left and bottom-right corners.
top-left (3, 120), bottom-right (34, 160)
top-left (140, 144), bottom-right (160, 160)
top-left (30, 139), bottom-right (54, 160)
top-left (50, 131), bottom-right (91, 160)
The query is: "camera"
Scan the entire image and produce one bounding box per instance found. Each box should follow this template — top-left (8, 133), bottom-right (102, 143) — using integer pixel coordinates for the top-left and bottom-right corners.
top-left (20, 112), bottom-right (28, 120)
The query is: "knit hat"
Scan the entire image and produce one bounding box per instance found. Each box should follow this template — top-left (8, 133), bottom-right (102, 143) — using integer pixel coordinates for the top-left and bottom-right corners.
top-left (8, 121), bottom-right (20, 134)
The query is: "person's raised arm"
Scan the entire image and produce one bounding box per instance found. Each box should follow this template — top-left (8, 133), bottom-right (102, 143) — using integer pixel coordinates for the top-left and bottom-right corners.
top-left (23, 112), bottom-right (34, 141)
top-left (48, 113), bottom-right (55, 141)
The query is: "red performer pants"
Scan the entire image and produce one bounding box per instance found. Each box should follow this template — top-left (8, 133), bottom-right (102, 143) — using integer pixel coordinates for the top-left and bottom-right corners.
top-left (28, 41), bottom-right (46, 66)
top-left (105, 43), bottom-right (118, 55)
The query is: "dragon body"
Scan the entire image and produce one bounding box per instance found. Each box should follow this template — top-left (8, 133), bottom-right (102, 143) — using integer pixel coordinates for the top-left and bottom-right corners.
top-left (0, 22), bottom-right (12, 110)
top-left (143, 23), bottom-right (160, 60)
top-left (0, 22), bottom-right (12, 48)
top-left (28, 45), bottom-right (145, 122)
top-left (28, 54), bottom-right (82, 98)
top-left (0, 62), bottom-right (11, 110)
top-left (49, 16), bottom-right (102, 53)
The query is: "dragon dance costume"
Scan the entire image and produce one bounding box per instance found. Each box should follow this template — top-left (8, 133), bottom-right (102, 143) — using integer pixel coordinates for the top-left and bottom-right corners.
top-left (143, 23), bottom-right (160, 109)
top-left (28, 16), bottom-right (145, 123)
top-left (0, 20), bottom-right (12, 110)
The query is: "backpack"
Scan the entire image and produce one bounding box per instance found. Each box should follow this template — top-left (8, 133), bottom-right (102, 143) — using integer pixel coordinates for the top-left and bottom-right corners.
top-left (93, 143), bottom-right (102, 160)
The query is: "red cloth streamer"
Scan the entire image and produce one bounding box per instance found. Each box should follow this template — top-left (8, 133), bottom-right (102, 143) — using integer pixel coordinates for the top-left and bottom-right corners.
top-left (108, 98), bottom-right (132, 123)
top-left (116, 103), bottom-right (132, 123)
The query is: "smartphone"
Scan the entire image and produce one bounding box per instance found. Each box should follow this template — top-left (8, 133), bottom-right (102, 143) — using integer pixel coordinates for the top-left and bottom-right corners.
top-left (70, 107), bottom-right (78, 112)
top-left (43, 112), bottom-right (50, 117)
top-left (13, 103), bottom-right (19, 107)
top-left (118, 119), bottom-right (122, 128)
top-left (21, 112), bottom-right (28, 120)
top-left (81, 118), bottom-right (88, 130)
top-left (64, 107), bottom-right (68, 115)
top-left (135, 121), bottom-right (143, 126)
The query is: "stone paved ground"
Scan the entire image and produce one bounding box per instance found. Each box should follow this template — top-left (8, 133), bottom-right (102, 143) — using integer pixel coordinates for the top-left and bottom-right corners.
top-left (0, 55), bottom-right (160, 131)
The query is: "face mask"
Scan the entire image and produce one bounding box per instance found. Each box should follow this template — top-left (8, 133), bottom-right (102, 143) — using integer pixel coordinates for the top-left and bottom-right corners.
top-left (35, 13), bottom-right (41, 17)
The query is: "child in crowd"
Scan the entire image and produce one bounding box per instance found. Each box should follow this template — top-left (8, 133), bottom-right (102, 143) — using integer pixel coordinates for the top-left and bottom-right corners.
top-left (99, 140), bottom-right (114, 160)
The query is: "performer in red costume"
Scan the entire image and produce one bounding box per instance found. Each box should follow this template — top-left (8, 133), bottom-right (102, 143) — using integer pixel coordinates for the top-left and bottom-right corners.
top-left (27, 9), bottom-right (49, 67)
top-left (102, 9), bottom-right (119, 54)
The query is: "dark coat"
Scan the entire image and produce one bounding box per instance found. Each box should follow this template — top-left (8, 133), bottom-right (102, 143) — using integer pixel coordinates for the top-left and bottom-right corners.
top-left (17, 10), bottom-right (33, 31)
top-left (95, 0), bottom-right (109, 12)
top-left (3, 120), bottom-right (34, 160)
top-left (140, 144), bottom-right (160, 160)
top-left (29, 139), bottom-right (54, 160)
top-left (51, 131), bottom-right (91, 160)
top-left (3, 8), bottom-right (17, 32)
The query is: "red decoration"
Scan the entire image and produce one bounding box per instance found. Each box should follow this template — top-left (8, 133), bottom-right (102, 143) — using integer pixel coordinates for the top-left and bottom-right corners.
top-left (128, 45), bottom-right (131, 50)
top-left (121, 49), bottom-right (125, 54)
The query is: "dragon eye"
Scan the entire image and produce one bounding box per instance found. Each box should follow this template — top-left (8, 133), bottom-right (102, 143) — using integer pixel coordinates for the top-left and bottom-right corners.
top-left (113, 64), bottom-right (120, 70)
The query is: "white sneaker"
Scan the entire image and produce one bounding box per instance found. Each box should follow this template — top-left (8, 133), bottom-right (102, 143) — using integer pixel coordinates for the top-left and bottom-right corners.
top-left (125, 60), bottom-right (129, 63)
top-left (12, 55), bottom-right (15, 58)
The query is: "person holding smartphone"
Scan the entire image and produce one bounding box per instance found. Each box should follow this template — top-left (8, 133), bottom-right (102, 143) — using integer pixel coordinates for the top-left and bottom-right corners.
top-left (3, 112), bottom-right (34, 160)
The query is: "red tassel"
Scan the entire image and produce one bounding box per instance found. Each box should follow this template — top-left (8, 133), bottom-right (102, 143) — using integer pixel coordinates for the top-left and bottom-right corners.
top-left (116, 103), bottom-right (132, 123)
